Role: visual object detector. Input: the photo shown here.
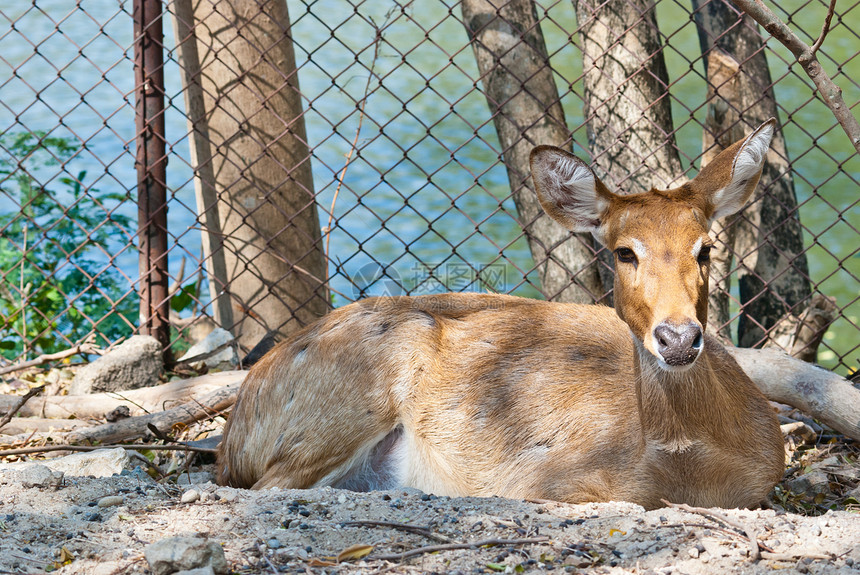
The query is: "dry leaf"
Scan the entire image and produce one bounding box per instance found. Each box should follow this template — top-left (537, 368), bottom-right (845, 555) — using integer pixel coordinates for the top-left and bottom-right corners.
top-left (336, 544), bottom-right (374, 562)
top-left (307, 558), bottom-right (337, 567)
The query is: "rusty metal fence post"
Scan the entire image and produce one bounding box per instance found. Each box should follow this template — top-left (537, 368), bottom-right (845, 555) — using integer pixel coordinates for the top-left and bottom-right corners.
top-left (133, 0), bottom-right (170, 356)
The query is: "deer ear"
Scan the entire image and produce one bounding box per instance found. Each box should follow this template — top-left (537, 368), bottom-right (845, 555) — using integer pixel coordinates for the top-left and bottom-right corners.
top-left (530, 145), bottom-right (615, 239)
top-left (693, 118), bottom-right (776, 221)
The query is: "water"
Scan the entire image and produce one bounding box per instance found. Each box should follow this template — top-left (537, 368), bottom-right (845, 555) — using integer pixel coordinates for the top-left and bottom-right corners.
top-left (0, 0), bottom-right (856, 371)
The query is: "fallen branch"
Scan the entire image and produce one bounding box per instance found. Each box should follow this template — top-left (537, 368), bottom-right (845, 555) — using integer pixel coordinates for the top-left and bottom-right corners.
top-left (369, 536), bottom-right (549, 562)
top-left (662, 500), bottom-right (760, 561)
top-left (732, 0), bottom-right (860, 154)
top-left (0, 370), bottom-right (245, 420)
top-left (0, 380), bottom-right (239, 447)
top-left (0, 443), bottom-right (217, 457)
top-left (64, 380), bottom-right (240, 445)
top-left (0, 342), bottom-right (101, 376)
top-left (726, 346), bottom-right (860, 441)
top-left (343, 520), bottom-right (452, 543)
top-left (0, 385), bottom-right (45, 432)
top-left (0, 417), bottom-right (94, 436)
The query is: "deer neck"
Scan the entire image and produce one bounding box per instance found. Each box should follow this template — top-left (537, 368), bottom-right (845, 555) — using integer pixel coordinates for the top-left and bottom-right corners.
top-left (631, 335), bottom-right (726, 451)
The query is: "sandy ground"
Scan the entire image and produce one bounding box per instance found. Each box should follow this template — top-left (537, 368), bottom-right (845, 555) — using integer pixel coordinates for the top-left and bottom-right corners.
top-left (0, 461), bottom-right (859, 575)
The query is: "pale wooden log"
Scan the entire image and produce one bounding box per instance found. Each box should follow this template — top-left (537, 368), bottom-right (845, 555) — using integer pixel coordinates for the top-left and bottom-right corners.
top-left (727, 346), bottom-right (860, 441)
top-left (0, 371), bottom-right (245, 420)
top-left (64, 381), bottom-right (240, 445)
top-left (0, 381), bottom-right (241, 447)
top-left (0, 418), bottom-right (94, 435)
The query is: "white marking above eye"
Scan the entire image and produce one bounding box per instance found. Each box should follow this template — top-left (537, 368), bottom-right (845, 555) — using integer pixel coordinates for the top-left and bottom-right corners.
top-left (632, 238), bottom-right (647, 259)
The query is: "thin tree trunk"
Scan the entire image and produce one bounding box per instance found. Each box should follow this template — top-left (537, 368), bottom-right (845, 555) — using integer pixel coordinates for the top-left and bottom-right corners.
top-left (462, 0), bottom-right (603, 303)
top-left (692, 0), bottom-right (812, 354)
top-left (575, 0), bottom-right (683, 194)
top-left (171, 0), bottom-right (234, 333)
top-left (701, 50), bottom-right (746, 343)
top-left (574, 0), bottom-right (683, 295)
top-left (192, 0), bottom-right (328, 352)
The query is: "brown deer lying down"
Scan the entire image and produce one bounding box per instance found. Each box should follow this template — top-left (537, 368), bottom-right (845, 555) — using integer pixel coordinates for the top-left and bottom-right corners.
top-left (217, 120), bottom-right (784, 510)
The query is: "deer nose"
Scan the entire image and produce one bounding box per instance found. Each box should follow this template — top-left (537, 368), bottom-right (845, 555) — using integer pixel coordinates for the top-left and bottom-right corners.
top-left (653, 322), bottom-right (703, 367)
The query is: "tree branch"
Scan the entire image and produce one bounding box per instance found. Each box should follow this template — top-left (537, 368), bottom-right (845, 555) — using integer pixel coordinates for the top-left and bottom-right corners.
top-left (0, 341), bottom-right (101, 376)
top-left (810, 0), bottom-right (837, 56)
top-left (732, 0), bottom-right (860, 154)
top-left (0, 385), bottom-right (45, 432)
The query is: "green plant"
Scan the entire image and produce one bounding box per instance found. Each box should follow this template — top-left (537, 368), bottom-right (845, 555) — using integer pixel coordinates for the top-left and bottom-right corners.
top-left (0, 131), bottom-right (137, 359)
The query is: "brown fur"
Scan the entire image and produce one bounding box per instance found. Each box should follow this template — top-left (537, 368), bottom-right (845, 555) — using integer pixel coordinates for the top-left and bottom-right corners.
top-left (217, 120), bottom-right (785, 510)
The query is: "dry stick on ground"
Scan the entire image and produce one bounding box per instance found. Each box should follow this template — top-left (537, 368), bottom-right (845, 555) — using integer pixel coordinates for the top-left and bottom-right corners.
top-left (343, 521), bottom-right (452, 543)
top-left (0, 341), bottom-right (101, 377)
top-left (369, 536), bottom-right (549, 562)
top-left (662, 500), bottom-right (761, 561)
top-left (733, 0), bottom-right (860, 154)
top-left (0, 385), bottom-right (45, 433)
top-left (0, 443), bottom-right (217, 457)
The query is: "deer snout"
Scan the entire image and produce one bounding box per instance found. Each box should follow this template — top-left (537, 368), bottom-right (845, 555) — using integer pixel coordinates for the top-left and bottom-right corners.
top-left (653, 321), bottom-right (703, 368)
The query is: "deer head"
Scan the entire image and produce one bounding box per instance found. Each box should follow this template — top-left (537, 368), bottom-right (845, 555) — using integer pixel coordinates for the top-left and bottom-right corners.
top-left (530, 119), bottom-right (775, 370)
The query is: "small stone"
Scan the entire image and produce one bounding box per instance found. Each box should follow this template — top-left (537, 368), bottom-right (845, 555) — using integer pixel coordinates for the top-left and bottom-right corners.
top-left (563, 555), bottom-right (592, 568)
top-left (337, 493), bottom-right (347, 504)
top-left (97, 495), bottom-right (124, 508)
top-left (144, 536), bottom-right (228, 575)
top-left (688, 547), bottom-right (700, 559)
top-left (266, 538), bottom-right (281, 549)
top-left (181, 490), bottom-right (201, 504)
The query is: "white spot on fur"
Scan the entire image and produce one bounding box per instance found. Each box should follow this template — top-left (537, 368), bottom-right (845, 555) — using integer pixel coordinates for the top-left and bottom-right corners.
top-left (632, 238), bottom-right (647, 259)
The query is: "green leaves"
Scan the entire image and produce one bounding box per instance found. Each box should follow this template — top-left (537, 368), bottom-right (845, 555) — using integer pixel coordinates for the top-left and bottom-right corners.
top-left (0, 131), bottom-right (137, 359)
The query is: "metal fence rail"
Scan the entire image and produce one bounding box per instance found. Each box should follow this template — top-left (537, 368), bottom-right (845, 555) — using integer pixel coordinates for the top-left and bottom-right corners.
top-left (0, 0), bottom-right (856, 374)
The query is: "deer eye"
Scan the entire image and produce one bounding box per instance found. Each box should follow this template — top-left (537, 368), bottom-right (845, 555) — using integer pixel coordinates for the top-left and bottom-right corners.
top-left (615, 247), bottom-right (637, 264)
top-left (697, 245), bottom-right (712, 264)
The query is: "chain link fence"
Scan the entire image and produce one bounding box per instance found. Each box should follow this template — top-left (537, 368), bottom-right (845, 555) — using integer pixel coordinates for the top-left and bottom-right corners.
top-left (0, 0), bottom-right (857, 374)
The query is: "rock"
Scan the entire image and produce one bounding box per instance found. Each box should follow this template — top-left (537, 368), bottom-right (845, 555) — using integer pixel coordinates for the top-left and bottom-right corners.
top-left (70, 336), bottom-right (162, 394)
top-left (144, 536), bottom-right (228, 575)
top-left (174, 568), bottom-right (216, 575)
top-left (43, 448), bottom-right (134, 478)
top-left (787, 471), bottom-right (831, 496)
top-left (0, 464), bottom-right (64, 488)
top-left (176, 328), bottom-right (237, 370)
top-left (175, 472), bottom-right (214, 486)
top-left (181, 490), bottom-right (200, 504)
top-left (97, 495), bottom-right (124, 508)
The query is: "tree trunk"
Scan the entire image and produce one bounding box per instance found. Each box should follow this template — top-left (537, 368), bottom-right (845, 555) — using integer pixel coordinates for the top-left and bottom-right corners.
top-left (575, 0), bottom-right (684, 295)
top-left (193, 0), bottom-right (328, 352)
top-left (575, 0), bottom-right (683, 194)
top-left (461, 0), bottom-right (603, 303)
top-left (700, 50), bottom-right (747, 342)
top-left (692, 0), bottom-right (812, 354)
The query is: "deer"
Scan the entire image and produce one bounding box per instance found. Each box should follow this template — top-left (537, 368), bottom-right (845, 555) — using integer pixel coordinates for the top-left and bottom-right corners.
top-left (216, 119), bottom-right (785, 510)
